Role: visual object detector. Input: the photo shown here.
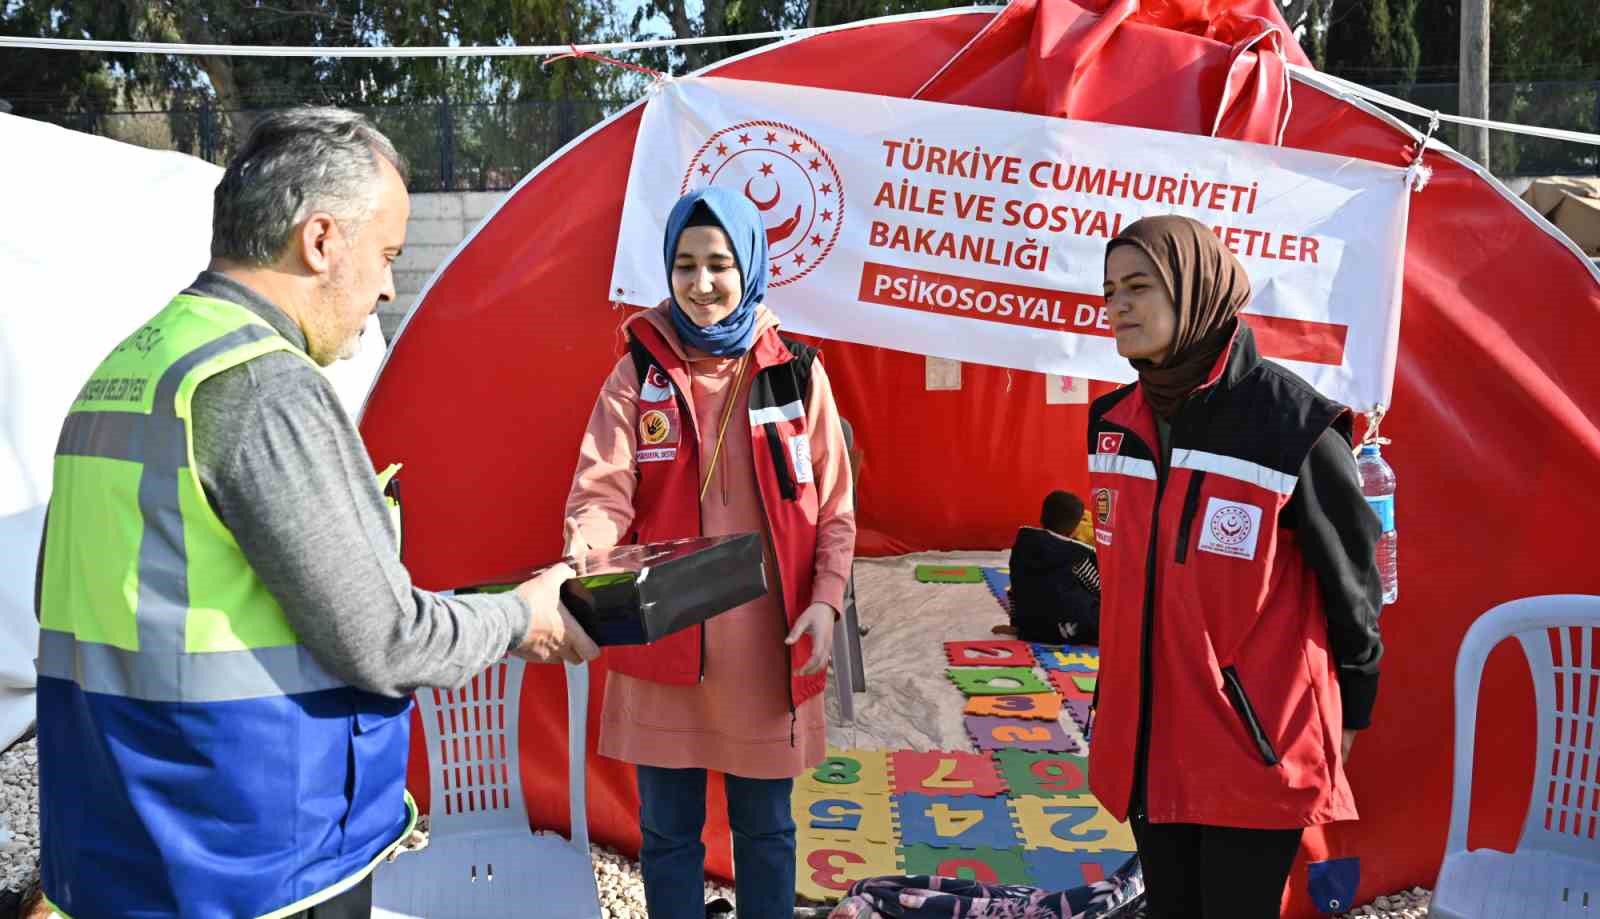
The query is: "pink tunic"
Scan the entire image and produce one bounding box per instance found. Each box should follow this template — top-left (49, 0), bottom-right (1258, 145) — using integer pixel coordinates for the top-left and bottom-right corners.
top-left (563, 305), bottom-right (857, 779)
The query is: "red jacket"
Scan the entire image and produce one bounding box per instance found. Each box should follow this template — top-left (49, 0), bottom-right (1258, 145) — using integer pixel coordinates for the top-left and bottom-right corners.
top-left (1088, 325), bottom-right (1378, 829)
top-left (604, 320), bottom-right (828, 709)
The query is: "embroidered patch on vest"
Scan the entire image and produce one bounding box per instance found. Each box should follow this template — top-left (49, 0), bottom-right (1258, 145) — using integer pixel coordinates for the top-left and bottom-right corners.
top-left (638, 365), bottom-right (680, 463)
top-left (641, 365), bottom-right (674, 403)
top-left (1095, 528), bottom-right (1113, 546)
top-left (640, 409), bottom-right (672, 445)
top-left (1097, 432), bottom-right (1124, 454)
top-left (1196, 497), bottom-right (1263, 560)
top-left (789, 435), bottom-right (814, 484)
top-left (1093, 487), bottom-right (1116, 525)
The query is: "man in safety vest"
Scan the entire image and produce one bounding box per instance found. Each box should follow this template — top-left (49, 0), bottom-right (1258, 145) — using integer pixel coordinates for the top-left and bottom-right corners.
top-left (33, 108), bottom-right (599, 919)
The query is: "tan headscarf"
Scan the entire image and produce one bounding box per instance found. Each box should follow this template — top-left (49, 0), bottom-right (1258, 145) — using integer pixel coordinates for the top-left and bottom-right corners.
top-left (1106, 215), bottom-right (1252, 419)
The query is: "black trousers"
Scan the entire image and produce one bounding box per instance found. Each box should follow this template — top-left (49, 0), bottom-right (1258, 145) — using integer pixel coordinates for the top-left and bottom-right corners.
top-left (1130, 815), bottom-right (1303, 919)
top-left (284, 874), bottom-right (373, 919)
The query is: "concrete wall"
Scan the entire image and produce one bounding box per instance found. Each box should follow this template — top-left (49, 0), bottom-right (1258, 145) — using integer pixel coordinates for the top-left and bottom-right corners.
top-left (378, 190), bottom-right (511, 341)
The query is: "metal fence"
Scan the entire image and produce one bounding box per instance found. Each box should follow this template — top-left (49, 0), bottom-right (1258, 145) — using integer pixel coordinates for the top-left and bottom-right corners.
top-left (24, 79), bottom-right (1600, 189)
top-left (33, 97), bottom-right (631, 192)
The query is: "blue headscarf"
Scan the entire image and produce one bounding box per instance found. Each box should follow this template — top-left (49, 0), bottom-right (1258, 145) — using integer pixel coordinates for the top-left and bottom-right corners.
top-left (662, 186), bottom-right (768, 357)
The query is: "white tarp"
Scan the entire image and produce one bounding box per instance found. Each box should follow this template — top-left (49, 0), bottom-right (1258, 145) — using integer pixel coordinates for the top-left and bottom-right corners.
top-left (611, 77), bottom-right (1412, 411)
top-left (0, 114), bottom-right (384, 748)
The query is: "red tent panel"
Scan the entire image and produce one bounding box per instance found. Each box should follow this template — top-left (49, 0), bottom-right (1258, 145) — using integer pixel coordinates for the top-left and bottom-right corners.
top-left (361, 2), bottom-right (1600, 913)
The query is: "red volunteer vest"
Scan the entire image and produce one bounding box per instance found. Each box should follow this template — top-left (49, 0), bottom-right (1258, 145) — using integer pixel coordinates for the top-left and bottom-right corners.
top-left (606, 320), bottom-right (826, 709)
top-left (1087, 326), bottom-right (1358, 829)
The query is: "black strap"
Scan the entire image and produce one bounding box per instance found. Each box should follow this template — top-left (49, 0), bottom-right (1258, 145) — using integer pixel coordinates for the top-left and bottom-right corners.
top-left (779, 336), bottom-right (818, 410)
top-left (629, 333), bottom-right (818, 409)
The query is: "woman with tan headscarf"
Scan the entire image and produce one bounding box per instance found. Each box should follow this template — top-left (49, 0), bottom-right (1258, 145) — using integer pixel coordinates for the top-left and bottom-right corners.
top-left (1085, 215), bottom-right (1384, 917)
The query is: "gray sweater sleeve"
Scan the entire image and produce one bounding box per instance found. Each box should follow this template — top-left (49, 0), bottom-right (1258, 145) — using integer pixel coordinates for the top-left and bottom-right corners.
top-left (192, 355), bottom-right (531, 697)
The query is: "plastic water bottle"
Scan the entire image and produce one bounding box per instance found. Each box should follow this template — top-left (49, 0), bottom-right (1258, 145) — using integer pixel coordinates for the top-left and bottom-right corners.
top-left (1356, 443), bottom-right (1398, 605)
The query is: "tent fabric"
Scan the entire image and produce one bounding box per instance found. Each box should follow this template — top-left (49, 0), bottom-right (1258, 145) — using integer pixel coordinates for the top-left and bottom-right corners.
top-left (359, 2), bottom-right (1600, 914)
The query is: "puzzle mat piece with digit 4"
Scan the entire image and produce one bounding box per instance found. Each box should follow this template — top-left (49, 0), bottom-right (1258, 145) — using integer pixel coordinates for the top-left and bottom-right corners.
top-left (893, 792), bottom-right (1021, 849)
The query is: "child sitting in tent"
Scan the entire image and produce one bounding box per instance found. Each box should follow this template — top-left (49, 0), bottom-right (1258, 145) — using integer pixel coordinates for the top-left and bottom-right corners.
top-left (999, 490), bottom-right (1101, 644)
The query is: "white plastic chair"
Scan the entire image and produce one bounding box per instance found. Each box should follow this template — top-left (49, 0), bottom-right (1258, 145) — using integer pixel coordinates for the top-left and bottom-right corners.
top-left (372, 659), bottom-right (601, 919)
top-left (1428, 595), bottom-right (1600, 918)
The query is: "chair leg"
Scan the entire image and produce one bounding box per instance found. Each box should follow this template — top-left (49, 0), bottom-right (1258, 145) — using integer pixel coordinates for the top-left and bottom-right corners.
top-left (843, 576), bottom-right (866, 693)
top-left (832, 615), bottom-right (855, 722)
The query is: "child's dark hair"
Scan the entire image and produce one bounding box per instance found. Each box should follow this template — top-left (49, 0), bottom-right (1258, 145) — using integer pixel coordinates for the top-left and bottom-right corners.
top-left (1041, 490), bottom-right (1085, 535)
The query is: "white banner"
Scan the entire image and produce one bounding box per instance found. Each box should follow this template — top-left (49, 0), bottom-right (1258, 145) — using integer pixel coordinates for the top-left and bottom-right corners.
top-left (612, 77), bottom-right (1411, 409)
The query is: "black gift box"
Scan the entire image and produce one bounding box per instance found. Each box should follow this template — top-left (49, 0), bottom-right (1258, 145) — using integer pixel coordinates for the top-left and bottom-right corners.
top-left (463, 533), bottom-right (768, 646)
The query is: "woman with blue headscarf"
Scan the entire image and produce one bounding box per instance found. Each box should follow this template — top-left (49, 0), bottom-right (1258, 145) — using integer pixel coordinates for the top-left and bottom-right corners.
top-left (564, 187), bottom-right (858, 917)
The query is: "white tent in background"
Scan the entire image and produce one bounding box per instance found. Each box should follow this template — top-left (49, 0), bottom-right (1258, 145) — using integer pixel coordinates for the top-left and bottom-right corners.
top-left (0, 113), bottom-right (386, 751)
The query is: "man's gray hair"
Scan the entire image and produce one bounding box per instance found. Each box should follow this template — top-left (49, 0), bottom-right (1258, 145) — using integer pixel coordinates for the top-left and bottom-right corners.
top-left (211, 107), bottom-right (409, 266)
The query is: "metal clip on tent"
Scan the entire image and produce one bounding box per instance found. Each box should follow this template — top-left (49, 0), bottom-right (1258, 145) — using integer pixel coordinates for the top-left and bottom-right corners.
top-left (1406, 111), bottom-right (1439, 192)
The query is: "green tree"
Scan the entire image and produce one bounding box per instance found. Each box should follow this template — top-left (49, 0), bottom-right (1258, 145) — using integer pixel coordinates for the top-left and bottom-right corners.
top-left (1323, 0), bottom-right (1420, 85)
top-left (626, 0), bottom-right (993, 74)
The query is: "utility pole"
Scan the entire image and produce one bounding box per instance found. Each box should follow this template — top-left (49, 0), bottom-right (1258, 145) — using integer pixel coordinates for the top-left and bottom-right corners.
top-left (1459, 0), bottom-right (1491, 168)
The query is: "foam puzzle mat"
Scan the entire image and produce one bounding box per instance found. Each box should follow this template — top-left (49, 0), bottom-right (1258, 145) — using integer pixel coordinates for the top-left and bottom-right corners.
top-left (980, 566), bottom-right (1012, 613)
top-left (915, 564), bottom-right (985, 583)
top-left (794, 633), bottom-right (1131, 902)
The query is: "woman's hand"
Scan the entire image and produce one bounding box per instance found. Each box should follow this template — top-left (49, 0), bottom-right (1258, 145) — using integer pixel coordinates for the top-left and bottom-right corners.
top-left (786, 602), bottom-right (837, 676)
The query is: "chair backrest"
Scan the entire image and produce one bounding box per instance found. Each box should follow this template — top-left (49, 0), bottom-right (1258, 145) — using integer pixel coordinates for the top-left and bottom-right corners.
top-left (416, 658), bottom-right (590, 852)
top-left (1447, 595), bottom-right (1600, 861)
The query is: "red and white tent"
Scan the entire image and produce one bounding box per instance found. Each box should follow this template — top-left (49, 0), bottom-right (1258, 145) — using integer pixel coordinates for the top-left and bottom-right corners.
top-left (359, 2), bottom-right (1600, 913)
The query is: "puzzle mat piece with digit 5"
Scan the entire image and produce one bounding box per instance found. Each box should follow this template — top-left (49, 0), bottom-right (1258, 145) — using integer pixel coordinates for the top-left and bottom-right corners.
top-left (792, 783), bottom-right (897, 844)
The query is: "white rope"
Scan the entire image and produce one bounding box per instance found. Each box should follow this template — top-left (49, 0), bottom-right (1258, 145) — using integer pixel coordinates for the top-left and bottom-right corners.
top-left (1293, 66), bottom-right (1600, 147)
top-left (0, 18), bottom-right (895, 59)
top-left (6, 24), bottom-right (1597, 148)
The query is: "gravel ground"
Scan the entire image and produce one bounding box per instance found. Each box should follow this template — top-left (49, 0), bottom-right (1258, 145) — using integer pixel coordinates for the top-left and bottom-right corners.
top-left (590, 842), bottom-right (734, 919)
top-left (1336, 887), bottom-right (1433, 919)
top-left (0, 733), bottom-right (1435, 919)
top-left (0, 735), bottom-right (39, 915)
